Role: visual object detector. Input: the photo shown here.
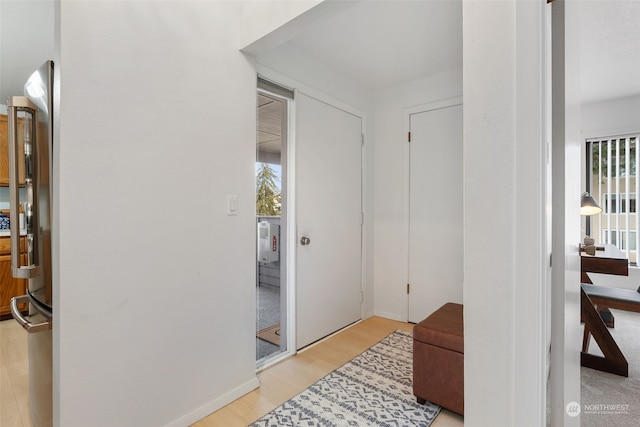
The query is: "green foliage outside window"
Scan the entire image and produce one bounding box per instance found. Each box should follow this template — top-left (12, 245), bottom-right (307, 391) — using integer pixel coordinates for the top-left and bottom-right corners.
top-left (591, 139), bottom-right (637, 178)
top-left (256, 163), bottom-right (281, 216)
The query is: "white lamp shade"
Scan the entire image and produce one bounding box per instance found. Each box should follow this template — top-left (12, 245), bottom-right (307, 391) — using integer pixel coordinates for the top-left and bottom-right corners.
top-left (581, 192), bottom-right (602, 216)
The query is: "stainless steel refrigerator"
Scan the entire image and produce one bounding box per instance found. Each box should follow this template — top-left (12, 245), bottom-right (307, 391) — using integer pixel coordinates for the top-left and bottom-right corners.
top-left (8, 60), bottom-right (54, 427)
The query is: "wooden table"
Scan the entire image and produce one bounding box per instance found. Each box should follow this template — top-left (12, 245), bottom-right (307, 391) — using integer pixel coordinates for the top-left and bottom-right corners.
top-left (580, 243), bottom-right (629, 327)
top-left (580, 244), bottom-right (633, 376)
top-left (580, 243), bottom-right (628, 284)
top-left (581, 285), bottom-right (629, 376)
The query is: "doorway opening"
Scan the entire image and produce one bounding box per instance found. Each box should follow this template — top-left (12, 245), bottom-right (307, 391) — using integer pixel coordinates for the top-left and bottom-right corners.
top-left (256, 79), bottom-right (292, 365)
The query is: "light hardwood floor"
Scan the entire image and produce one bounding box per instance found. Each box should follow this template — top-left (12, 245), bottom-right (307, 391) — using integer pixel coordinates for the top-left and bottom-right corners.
top-left (0, 318), bottom-right (32, 427)
top-left (0, 316), bottom-right (464, 427)
top-left (192, 316), bottom-right (464, 427)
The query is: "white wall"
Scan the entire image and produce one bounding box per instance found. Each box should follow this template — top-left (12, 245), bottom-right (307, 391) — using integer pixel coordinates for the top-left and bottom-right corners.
top-left (464, 1), bottom-right (548, 426)
top-left (55, 2), bottom-right (258, 426)
top-left (371, 68), bottom-right (463, 321)
top-left (256, 43), bottom-right (373, 113)
top-left (582, 94), bottom-right (640, 138)
top-left (463, 4), bottom-right (517, 423)
top-left (0, 0), bottom-right (55, 103)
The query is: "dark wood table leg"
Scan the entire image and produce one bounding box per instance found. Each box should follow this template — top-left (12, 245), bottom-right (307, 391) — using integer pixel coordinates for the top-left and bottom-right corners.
top-left (580, 288), bottom-right (628, 377)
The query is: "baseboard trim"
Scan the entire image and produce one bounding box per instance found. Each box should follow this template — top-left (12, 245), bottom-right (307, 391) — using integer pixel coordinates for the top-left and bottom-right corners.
top-left (373, 310), bottom-right (404, 322)
top-left (163, 376), bottom-right (260, 427)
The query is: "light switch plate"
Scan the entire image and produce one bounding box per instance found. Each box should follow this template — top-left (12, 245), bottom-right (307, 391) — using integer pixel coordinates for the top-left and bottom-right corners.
top-left (226, 195), bottom-right (238, 216)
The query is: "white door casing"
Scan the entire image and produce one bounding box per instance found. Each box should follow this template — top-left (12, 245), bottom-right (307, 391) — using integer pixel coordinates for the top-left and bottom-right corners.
top-left (550, 0), bottom-right (582, 425)
top-left (407, 99), bottom-right (464, 323)
top-left (295, 92), bottom-right (363, 350)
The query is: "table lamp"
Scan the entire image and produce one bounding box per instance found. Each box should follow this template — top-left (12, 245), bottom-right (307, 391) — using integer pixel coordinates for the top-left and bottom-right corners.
top-left (581, 192), bottom-right (602, 216)
top-left (581, 192), bottom-right (602, 252)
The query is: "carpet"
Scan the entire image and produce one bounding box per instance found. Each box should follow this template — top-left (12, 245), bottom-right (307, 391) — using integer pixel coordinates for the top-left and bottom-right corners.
top-left (249, 330), bottom-right (441, 427)
top-left (582, 309), bottom-right (640, 427)
top-left (257, 324), bottom-right (281, 346)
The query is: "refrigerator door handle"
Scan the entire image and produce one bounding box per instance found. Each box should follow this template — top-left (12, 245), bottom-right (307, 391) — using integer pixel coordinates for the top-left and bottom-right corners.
top-left (10, 295), bottom-right (51, 333)
top-left (7, 96), bottom-right (41, 279)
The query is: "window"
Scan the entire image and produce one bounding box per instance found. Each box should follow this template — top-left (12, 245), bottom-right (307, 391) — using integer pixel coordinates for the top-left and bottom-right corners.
top-left (603, 193), bottom-right (636, 213)
top-left (603, 229), bottom-right (638, 252)
top-left (587, 135), bottom-right (640, 265)
top-left (621, 231), bottom-right (637, 251)
top-left (603, 229), bottom-right (618, 246)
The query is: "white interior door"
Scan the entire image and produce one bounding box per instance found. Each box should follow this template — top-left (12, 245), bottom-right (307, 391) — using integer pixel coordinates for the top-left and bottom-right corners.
top-left (296, 92), bottom-right (363, 349)
top-left (408, 101), bottom-right (463, 323)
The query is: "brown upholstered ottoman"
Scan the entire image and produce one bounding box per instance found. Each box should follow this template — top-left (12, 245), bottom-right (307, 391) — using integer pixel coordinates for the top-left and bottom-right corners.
top-left (413, 302), bottom-right (464, 415)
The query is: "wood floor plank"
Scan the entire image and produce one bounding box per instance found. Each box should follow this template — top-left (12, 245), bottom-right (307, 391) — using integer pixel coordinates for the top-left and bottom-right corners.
top-left (1, 317), bottom-right (462, 427)
top-left (191, 316), bottom-right (463, 427)
top-left (0, 319), bottom-right (31, 427)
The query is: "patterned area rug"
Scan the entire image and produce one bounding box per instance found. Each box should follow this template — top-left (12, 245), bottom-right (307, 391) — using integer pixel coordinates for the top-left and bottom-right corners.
top-left (249, 330), bottom-right (441, 427)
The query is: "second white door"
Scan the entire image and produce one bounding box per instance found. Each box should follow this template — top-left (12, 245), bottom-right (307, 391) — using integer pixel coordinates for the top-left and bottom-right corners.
top-left (408, 101), bottom-right (464, 323)
top-left (295, 92), bottom-right (363, 349)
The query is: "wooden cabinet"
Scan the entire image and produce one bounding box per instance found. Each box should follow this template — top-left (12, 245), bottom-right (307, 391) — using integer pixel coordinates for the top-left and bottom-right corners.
top-left (0, 236), bottom-right (27, 319)
top-left (0, 114), bottom-right (26, 186)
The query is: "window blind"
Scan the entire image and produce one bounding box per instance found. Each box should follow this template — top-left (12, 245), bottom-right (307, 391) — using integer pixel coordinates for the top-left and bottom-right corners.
top-left (587, 134), bottom-right (640, 265)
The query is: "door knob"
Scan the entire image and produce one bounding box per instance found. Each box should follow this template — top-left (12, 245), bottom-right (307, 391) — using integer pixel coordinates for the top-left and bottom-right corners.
top-left (300, 236), bottom-right (311, 246)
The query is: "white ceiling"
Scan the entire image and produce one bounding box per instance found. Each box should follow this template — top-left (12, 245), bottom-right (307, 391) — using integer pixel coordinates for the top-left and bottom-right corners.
top-left (282, 0), bottom-right (640, 102)
top-left (1, 1), bottom-right (639, 106)
top-left (288, 0), bottom-right (463, 90)
top-left (257, 93), bottom-right (284, 156)
top-left (579, 1), bottom-right (640, 103)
